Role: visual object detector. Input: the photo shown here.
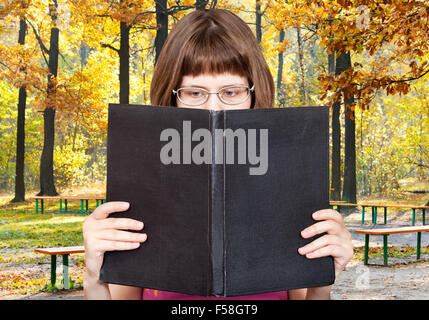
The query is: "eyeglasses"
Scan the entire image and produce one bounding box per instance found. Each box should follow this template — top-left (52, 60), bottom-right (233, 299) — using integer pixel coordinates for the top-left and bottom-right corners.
top-left (173, 85), bottom-right (254, 106)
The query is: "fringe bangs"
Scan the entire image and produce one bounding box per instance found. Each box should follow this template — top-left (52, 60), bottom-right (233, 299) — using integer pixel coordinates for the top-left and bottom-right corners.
top-left (181, 25), bottom-right (250, 79)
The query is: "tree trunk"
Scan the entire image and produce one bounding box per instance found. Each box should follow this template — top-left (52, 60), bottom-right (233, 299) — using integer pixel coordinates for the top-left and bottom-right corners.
top-left (12, 18), bottom-right (27, 203)
top-left (343, 96), bottom-right (357, 203)
top-left (195, 0), bottom-right (209, 10)
top-left (296, 27), bottom-right (308, 105)
top-left (329, 51), bottom-right (341, 201)
top-left (338, 52), bottom-right (356, 203)
top-left (255, 0), bottom-right (262, 43)
top-left (155, 0), bottom-right (168, 65)
top-left (276, 28), bottom-right (285, 107)
top-left (38, 107), bottom-right (57, 196)
top-left (119, 21), bottom-right (130, 104)
top-left (38, 0), bottom-right (59, 196)
top-left (80, 41), bottom-right (90, 67)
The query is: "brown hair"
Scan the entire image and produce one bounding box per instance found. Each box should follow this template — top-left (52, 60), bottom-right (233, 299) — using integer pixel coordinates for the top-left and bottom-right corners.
top-left (150, 9), bottom-right (275, 109)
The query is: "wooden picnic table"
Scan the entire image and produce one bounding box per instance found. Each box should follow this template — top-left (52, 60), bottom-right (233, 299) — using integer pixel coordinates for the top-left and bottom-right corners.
top-left (29, 195), bottom-right (106, 214)
top-left (330, 201), bottom-right (428, 225)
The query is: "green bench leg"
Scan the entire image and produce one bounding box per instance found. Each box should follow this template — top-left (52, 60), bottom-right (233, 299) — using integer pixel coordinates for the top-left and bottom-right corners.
top-left (80, 200), bottom-right (84, 215)
top-left (48, 254), bottom-right (71, 290)
top-left (59, 199), bottom-right (62, 213)
top-left (384, 207), bottom-right (387, 224)
top-left (361, 206), bottom-right (365, 224)
top-left (412, 208), bottom-right (416, 226)
top-left (374, 207), bottom-right (377, 224)
top-left (65, 199), bottom-right (68, 212)
top-left (96, 199), bottom-right (99, 207)
top-left (41, 199), bottom-right (44, 214)
top-left (417, 232), bottom-right (421, 260)
top-left (371, 206), bottom-right (377, 224)
top-left (364, 234), bottom-right (369, 265)
top-left (63, 254), bottom-right (69, 289)
top-left (51, 254), bottom-right (57, 288)
top-left (422, 209), bottom-right (426, 226)
top-left (86, 200), bottom-right (89, 213)
top-left (35, 199), bottom-right (38, 214)
top-left (383, 235), bottom-right (388, 266)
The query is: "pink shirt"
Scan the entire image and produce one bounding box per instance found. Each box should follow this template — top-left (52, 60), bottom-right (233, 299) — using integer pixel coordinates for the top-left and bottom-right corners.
top-left (142, 289), bottom-right (288, 300)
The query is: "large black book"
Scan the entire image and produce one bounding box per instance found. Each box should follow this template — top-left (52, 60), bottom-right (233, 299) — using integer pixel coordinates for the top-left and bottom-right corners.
top-left (99, 103), bottom-right (335, 297)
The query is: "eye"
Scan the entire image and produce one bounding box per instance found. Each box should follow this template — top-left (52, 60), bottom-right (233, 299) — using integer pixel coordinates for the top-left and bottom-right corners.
top-left (190, 91), bottom-right (203, 97)
top-left (223, 90), bottom-right (237, 97)
top-left (180, 89), bottom-right (205, 99)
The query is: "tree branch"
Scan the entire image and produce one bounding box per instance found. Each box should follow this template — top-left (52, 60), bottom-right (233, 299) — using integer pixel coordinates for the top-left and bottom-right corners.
top-left (26, 19), bottom-right (48, 54)
top-left (388, 68), bottom-right (429, 84)
top-left (100, 43), bottom-right (119, 53)
top-left (26, 18), bottom-right (49, 66)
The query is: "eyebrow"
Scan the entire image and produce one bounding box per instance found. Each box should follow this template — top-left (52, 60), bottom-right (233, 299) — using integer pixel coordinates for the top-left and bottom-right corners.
top-left (180, 83), bottom-right (248, 89)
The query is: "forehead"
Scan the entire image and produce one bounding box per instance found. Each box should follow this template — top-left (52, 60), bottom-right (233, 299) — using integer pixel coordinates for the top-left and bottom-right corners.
top-left (180, 73), bottom-right (248, 87)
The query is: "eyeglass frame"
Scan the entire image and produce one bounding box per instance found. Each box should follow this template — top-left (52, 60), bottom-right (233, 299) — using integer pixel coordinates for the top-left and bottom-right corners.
top-left (172, 84), bottom-right (255, 106)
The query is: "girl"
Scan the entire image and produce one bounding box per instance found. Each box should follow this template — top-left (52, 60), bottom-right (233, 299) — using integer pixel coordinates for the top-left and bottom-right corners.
top-left (83, 8), bottom-right (353, 300)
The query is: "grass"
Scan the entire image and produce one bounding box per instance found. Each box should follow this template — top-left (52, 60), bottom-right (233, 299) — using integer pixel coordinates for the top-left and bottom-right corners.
top-left (354, 245), bottom-right (429, 259)
top-left (398, 178), bottom-right (429, 193)
top-left (0, 195), bottom-right (86, 295)
top-left (0, 199), bottom-right (86, 249)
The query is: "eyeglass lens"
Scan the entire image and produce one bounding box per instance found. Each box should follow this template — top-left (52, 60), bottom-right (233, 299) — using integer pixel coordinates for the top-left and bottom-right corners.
top-left (177, 86), bottom-right (251, 106)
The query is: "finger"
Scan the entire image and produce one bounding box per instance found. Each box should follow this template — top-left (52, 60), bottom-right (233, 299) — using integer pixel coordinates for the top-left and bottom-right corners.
top-left (301, 220), bottom-right (341, 238)
top-left (310, 209), bottom-right (352, 241)
top-left (99, 218), bottom-right (144, 231)
top-left (312, 209), bottom-right (344, 225)
top-left (94, 240), bottom-right (142, 253)
top-left (91, 201), bottom-right (130, 220)
top-left (97, 229), bottom-right (148, 243)
top-left (298, 235), bottom-right (343, 255)
top-left (303, 244), bottom-right (354, 276)
top-left (302, 244), bottom-right (345, 259)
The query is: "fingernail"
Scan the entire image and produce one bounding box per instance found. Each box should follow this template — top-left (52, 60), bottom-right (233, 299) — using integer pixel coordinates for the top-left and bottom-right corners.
top-left (121, 202), bottom-right (130, 209)
top-left (301, 229), bottom-right (310, 238)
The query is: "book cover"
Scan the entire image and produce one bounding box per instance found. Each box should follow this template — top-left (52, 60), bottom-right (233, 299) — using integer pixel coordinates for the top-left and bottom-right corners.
top-left (99, 103), bottom-right (335, 297)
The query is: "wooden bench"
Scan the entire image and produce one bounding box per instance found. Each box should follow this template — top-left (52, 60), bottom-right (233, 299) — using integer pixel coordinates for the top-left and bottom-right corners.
top-left (329, 202), bottom-right (357, 209)
top-left (330, 201), bottom-right (428, 225)
top-left (355, 226), bottom-right (429, 266)
top-left (359, 203), bottom-right (428, 226)
top-left (329, 202), bottom-right (360, 216)
top-left (29, 195), bottom-right (106, 214)
top-left (34, 246), bottom-right (85, 290)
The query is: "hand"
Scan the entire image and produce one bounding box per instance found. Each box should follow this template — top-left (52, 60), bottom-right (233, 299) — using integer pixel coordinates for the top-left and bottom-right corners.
top-left (298, 209), bottom-right (353, 277)
top-left (82, 201), bottom-right (147, 280)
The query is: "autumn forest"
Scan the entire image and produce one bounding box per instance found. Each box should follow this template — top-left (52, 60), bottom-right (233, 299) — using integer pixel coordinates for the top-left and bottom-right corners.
top-left (0, 0), bottom-right (428, 203)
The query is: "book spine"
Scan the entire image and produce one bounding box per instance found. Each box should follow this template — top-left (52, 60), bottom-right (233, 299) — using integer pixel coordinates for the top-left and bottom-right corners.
top-left (210, 111), bottom-right (225, 296)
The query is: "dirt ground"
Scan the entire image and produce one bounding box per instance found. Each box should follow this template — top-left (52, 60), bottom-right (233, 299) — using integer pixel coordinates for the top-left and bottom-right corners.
top-left (2, 260), bottom-right (428, 300)
top-left (1, 207), bottom-right (428, 300)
